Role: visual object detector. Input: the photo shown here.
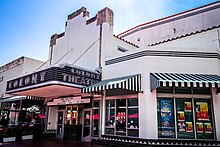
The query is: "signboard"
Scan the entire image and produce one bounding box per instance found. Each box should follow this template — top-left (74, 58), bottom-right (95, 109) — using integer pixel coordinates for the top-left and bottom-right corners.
top-left (6, 65), bottom-right (101, 92)
top-left (47, 96), bottom-right (90, 106)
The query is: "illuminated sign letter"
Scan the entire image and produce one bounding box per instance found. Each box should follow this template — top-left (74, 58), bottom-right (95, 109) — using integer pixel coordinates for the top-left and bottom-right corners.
top-left (31, 74), bottom-right (38, 84)
top-left (40, 71), bottom-right (46, 81)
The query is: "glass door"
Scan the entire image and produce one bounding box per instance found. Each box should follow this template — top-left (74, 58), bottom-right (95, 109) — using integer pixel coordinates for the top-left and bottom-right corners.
top-left (57, 111), bottom-right (64, 138)
top-left (82, 109), bottom-right (91, 141)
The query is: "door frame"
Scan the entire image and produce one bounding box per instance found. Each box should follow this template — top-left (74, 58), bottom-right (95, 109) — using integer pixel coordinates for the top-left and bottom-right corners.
top-left (81, 108), bottom-right (92, 141)
top-left (56, 110), bottom-right (65, 138)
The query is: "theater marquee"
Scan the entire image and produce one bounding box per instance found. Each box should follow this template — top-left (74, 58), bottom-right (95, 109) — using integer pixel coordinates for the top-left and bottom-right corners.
top-left (6, 65), bottom-right (101, 93)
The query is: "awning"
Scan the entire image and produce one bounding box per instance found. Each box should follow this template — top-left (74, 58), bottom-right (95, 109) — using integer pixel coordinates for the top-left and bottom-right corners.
top-left (150, 73), bottom-right (220, 91)
top-left (82, 74), bottom-right (141, 94)
top-left (1, 96), bottom-right (27, 103)
top-left (0, 96), bottom-right (45, 103)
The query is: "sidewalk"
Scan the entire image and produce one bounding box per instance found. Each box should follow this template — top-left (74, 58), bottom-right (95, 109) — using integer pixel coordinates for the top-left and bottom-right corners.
top-left (1, 139), bottom-right (103, 147)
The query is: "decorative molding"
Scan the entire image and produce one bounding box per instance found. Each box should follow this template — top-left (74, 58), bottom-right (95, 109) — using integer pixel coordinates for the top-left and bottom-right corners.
top-left (105, 50), bottom-right (220, 66)
top-left (97, 7), bottom-right (113, 25)
top-left (67, 7), bottom-right (89, 20)
top-left (0, 57), bottom-right (24, 73)
top-left (86, 16), bottom-right (97, 25)
top-left (50, 34), bottom-right (58, 47)
top-left (50, 32), bottom-right (65, 47)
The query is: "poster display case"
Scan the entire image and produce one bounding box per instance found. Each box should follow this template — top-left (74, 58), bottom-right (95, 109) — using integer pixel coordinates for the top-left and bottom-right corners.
top-left (158, 97), bottom-right (214, 140)
top-left (158, 98), bottom-right (175, 138)
top-left (194, 99), bottom-right (214, 139)
top-left (176, 98), bottom-right (194, 139)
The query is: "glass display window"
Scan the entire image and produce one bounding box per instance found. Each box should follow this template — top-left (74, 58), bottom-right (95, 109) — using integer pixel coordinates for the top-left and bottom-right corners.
top-left (157, 98), bottom-right (175, 138)
top-left (127, 98), bottom-right (139, 137)
top-left (92, 101), bottom-right (100, 136)
top-left (194, 99), bottom-right (214, 139)
top-left (116, 99), bottom-right (126, 136)
top-left (157, 97), bottom-right (214, 140)
top-left (105, 98), bottom-right (139, 137)
top-left (176, 98), bottom-right (194, 139)
top-left (105, 100), bottom-right (115, 135)
top-left (64, 106), bottom-right (78, 125)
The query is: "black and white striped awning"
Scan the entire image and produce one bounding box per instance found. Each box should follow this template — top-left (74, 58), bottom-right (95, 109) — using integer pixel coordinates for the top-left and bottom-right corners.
top-left (0, 96), bottom-right (45, 103)
top-left (150, 73), bottom-right (220, 91)
top-left (82, 74), bottom-right (141, 94)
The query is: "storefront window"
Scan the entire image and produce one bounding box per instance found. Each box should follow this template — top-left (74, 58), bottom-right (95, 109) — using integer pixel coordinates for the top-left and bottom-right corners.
top-left (158, 98), bottom-right (175, 138)
top-left (127, 98), bottom-right (139, 137)
top-left (105, 98), bottom-right (139, 137)
top-left (194, 99), bottom-right (214, 139)
top-left (157, 97), bottom-right (214, 140)
top-left (176, 98), bottom-right (194, 139)
top-left (105, 100), bottom-right (115, 135)
top-left (116, 99), bottom-right (126, 136)
top-left (64, 106), bottom-right (78, 125)
top-left (92, 101), bottom-right (100, 136)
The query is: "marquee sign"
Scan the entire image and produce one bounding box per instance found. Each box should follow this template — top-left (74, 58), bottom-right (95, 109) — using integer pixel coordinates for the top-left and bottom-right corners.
top-left (6, 65), bottom-right (101, 92)
top-left (47, 96), bottom-right (90, 106)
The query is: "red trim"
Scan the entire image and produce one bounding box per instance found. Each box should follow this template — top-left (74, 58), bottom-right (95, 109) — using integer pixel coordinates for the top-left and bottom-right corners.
top-left (117, 1), bottom-right (220, 37)
top-left (113, 35), bottom-right (139, 48)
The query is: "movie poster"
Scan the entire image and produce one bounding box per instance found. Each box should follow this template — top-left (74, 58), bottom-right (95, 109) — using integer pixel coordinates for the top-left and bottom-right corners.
top-left (178, 111), bottom-right (185, 121)
top-left (196, 102), bottom-right (209, 121)
top-left (186, 122), bottom-right (193, 132)
top-left (204, 123), bottom-right (212, 133)
top-left (178, 122), bottom-right (186, 132)
top-left (161, 100), bottom-right (171, 113)
top-left (184, 102), bottom-right (192, 112)
top-left (160, 100), bottom-right (173, 136)
top-left (196, 122), bottom-right (204, 133)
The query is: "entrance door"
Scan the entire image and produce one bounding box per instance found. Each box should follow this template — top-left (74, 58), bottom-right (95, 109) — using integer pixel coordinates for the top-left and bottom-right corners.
top-left (56, 111), bottom-right (64, 138)
top-left (82, 109), bottom-right (91, 141)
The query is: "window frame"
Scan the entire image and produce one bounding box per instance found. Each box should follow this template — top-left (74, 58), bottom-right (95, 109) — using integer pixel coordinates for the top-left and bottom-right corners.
top-left (157, 94), bottom-right (215, 140)
top-left (105, 95), bottom-right (139, 137)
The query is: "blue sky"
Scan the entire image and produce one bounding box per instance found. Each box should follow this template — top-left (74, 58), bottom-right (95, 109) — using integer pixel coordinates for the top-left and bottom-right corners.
top-left (0, 0), bottom-right (217, 66)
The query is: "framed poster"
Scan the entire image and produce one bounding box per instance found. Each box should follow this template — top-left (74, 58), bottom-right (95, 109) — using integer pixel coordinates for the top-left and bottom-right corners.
top-left (178, 111), bottom-right (185, 121)
top-left (204, 123), bottom-right (212, 133)
top-left (186, 122), bottom-right (193, 133)
top-left (161, 100), bottom-right (171, 113)
top-left (159, 99), bottom-right (175, 138)
top-left (178, 122), bottom-right (186, 132)
top-left (184, 102), bottom-right (192, 112)
top-left (196, 122), bottom-right (204, 133)
top-left (196, 102), bottom-right (209, 121)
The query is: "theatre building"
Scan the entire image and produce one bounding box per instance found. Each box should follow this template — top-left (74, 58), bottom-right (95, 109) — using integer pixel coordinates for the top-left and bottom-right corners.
top-left (5, 7), bottom-right (138, 142)
top-left (4, 1), bottom-right (220, 146)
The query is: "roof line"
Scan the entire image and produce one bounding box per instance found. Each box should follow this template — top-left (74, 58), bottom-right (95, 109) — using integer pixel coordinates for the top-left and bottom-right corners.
top-left (117, 1), bottom-right (220, 37)
top-left (113, 35), bottom-right (139, 48)
top-left (150, 25), bottom-right (220, 46)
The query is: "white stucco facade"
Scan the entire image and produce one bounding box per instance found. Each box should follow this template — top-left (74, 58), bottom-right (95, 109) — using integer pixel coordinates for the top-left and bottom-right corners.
top-left (49, 7), bottom-right (137, 72)
top-left (118, 1), bottom-right (220, 49)
top-left (102, 2), bottom-right (220, 140)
